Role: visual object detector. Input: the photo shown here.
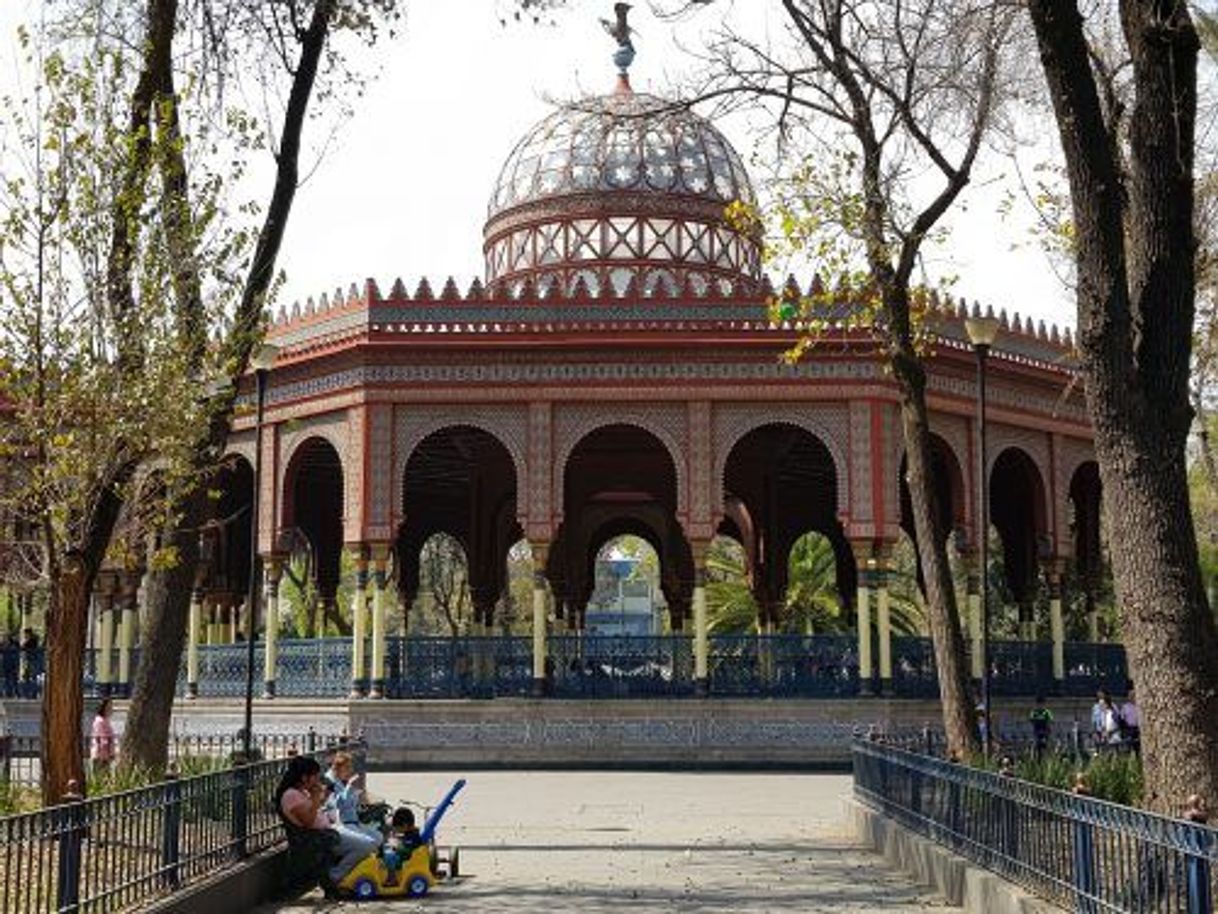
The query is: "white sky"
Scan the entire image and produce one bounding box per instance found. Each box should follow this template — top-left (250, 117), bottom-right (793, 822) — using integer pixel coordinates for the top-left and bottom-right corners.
top-left (0, 1), bottom-right (1077, 329)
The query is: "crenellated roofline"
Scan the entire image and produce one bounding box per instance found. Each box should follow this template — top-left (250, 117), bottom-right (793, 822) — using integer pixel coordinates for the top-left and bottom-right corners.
top-left (264, 273), bottom-right (1076, 374)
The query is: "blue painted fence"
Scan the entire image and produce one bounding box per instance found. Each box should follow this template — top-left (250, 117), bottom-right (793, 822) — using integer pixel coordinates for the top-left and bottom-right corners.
top-left (155, 634), bottom-right (1127, 700)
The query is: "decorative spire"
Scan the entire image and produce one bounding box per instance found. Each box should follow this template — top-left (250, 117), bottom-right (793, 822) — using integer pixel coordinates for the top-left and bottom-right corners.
top-left (601, 3), bottom-right (635, 92)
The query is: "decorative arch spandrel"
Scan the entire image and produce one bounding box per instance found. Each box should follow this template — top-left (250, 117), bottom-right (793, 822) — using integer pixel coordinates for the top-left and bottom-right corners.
top-left (553, 404), bottom-right (689, 523)
top-left (393, 405), bottom-right (529, 528)
top-left (711, 403), bottom-right (849, 519)
top-left (276, 412), bottom-right (353, 540)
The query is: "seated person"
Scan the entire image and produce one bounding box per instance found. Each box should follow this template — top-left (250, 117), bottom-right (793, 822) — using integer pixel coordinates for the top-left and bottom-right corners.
top-left (382, 807), bottom-right (424, 886)
top-left (324, 751), bottom-right (383, 843)
top-left (277, 755), bottom-right (379, 888)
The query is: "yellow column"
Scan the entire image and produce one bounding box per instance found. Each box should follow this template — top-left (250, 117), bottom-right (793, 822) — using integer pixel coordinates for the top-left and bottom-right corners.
top-left (263, 557), bottom-right (283, 698)
top-left (95, 591), bottom-right (114, 697)
top-left (876, 552), bottom-right (893, 692)
top-left (1048, 564), bottom-right (1065, 683)
top-left (369, 545), bottom-right (390, 699)
top-left (349, 547), bottom-right (369, 698)
top-left (966, 562), bottom-right (983, 680)
top-left (853, 543), bottom-right (873, 694)
top-left (531, 544), bottom-right (549, 697)
top-left (692, 540), bottom-right (709, 696)
top-left (117, 586), bottom-right (136, 698)
top-left (187, 586), bottom-right (202, 699)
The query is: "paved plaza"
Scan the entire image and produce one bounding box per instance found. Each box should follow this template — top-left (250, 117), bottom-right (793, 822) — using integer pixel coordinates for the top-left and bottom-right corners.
top-left (266, 771), bottom-right (942, 913)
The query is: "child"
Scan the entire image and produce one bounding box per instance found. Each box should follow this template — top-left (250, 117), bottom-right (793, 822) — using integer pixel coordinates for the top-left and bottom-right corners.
top-left (382, 807), bottom-right (424, 886)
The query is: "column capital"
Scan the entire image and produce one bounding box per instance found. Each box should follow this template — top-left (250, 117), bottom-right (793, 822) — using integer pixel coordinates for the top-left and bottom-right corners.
top-left (688, 538), bottom-right (712, 569)
top-left (348, 542), bottom-right (370, 567)
top-left (530, 541), bottom-right (550, 573)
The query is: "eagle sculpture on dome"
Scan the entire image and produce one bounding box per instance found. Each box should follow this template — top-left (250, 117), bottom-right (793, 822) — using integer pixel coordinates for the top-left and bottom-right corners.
top-left (600, 3), bottom-right (636, 75)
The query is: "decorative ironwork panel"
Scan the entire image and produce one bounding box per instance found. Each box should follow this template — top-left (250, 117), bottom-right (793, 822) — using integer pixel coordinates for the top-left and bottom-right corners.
top-left (549, 635), bottom-right (693, 698)
top-left (385, 636), bottom-right (532, 699)
top-left (189, 644), bottom-right (267, 698)
top-left (890, 637), bottom-right (939, 698)
top-left (273, 639), bottom-right (352, 697)
top-left (988, 640), bottom-right (1054, 697)
top-left (1062, 642), bottom-right (1129, 695)
top-left (708, 635), bottom-right (859, 697)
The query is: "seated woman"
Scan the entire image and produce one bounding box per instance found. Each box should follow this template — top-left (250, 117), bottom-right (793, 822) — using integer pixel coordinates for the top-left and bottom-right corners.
top-left (276, 755), bottom-right (378, 888)
top-left (324, 751), bottom-right (383, 843)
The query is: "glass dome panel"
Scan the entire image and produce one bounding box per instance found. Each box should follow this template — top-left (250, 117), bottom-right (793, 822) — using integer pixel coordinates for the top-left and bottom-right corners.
top-left (487, 92), bottom-right (756, 220)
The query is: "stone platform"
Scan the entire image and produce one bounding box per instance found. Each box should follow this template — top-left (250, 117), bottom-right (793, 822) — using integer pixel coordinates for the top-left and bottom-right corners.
top-left (0, 694), bottom-right (1098, 768)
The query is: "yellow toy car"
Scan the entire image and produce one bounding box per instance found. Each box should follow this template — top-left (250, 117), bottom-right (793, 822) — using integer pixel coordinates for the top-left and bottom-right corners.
top-left (337, 779), bottom-right (466, 900)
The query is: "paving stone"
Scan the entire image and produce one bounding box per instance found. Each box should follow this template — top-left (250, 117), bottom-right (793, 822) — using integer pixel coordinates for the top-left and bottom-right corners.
top-left (261, 772), bottom-right (943, 913)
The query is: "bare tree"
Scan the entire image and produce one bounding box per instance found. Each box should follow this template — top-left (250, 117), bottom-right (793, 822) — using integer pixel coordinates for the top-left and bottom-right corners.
top-left (680, 0), bottom-right (1016, 757)
top-left (419, 534), bottom-right (473, 638)
top-left (119, 0), bottom-right (401, 770)
top-left (1027, 0), bottom-right (1218, 813)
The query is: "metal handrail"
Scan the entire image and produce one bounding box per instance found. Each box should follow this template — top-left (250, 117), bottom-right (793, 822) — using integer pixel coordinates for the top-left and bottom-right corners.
top-left (0, 736), bottom-right (364, 912)
top-left (852, 739), bottom-right (1216, 913)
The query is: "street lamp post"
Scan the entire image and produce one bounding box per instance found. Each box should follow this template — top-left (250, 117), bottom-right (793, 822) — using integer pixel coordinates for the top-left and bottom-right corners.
top-left (243, 343), bottom-right (279, 762)
top-left (965, 313), bottom-right (999, 758)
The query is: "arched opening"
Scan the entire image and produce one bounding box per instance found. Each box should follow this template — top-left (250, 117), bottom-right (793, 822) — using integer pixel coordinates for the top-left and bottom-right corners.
top-left (1067, 461), bottom-right (1110, 640)
top-left (211, 456), bottom-right (254, 598)
top-left (280, 437), bottom-right (346, 637)
top-left (398, 426), bottom-right (519, 631)
top-left (898, 434), bottom-right (966, 596)
top-left (555, 424), bottom-right (686, 633)
top-left (721, 423), bottom-right (849, 630)
top-left (990, 447), bottom-right (1049, 638)
top-left (705, 532), bottom-right (755, 635)
top-left (414, 532), bottom-right (473, 637)
top-left (585, 535), bottom-right (664, 636)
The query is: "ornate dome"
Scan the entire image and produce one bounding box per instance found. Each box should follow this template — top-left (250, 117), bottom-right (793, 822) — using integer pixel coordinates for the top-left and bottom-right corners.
top-left (483, 86), bottom-right (762, 299)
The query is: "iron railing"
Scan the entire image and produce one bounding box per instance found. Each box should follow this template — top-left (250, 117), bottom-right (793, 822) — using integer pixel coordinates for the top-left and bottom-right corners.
top-left (853, 739), bottom-right (1216, 913)
top-left (0, 729), bottom-right (349, 791)
top-left (550, 634), bottom-right (692, 697)
top-left (2, 636), bottom-right (1131, 701)
top-left (0, 736), bottom-right (363, 913)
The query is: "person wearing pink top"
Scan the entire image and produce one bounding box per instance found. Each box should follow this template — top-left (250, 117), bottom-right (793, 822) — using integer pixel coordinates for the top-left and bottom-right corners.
top-left (89, 698), bottom-right (116, 775)
top-left (276, 755), bottom-right (377, 887)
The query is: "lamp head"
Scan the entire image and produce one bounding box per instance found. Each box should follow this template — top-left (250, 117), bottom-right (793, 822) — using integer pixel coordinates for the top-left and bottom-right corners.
top-left (251, 342), bottom-right (280, 373)
top-left (964, 315), bottom-right (1000, 349)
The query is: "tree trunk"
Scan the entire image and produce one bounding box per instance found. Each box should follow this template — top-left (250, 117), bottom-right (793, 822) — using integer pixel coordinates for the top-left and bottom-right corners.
top-left (42, 562), bottom-right (90, 804)
top-left (120, 487), bottom-right (205, 770)
top-left (1096, 422), bottom-right (1218, 811)
top-left (1028, 0), bottom-right (1218, 813)
top-left (117, 0), bottom-right (335, 764)
top-left (891, 334), bottom-right (979, 759)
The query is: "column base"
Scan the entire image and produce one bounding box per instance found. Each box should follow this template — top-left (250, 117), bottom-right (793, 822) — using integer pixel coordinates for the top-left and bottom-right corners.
top-left (369, 680), bottom-right (385, 700)
top-left (531, 677), bottom-right (546, 698)
top-left (693, 677), bottom-right (709, 698)
top-left (98, 682), bottom-right (112, 699)
top-left (187, 682), bottom-right (198, 700)
top-left (880, 678), bottom-right (894, 697)
top-left (858, 681), bottom-right (874, 697)
top-left (263, 681), bottom-right (276, 700)
top-left (348, 684), bottom-right (366, 699)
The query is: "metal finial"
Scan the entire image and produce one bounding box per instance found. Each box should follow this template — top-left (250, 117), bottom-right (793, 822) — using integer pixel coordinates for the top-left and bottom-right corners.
top-left (600, 3), bottom-right (635, 78)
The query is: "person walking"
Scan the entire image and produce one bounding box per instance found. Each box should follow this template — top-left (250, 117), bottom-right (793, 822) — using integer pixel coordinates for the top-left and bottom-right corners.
top-left (90, 698), bottom-right (117, 777)
top-left (1119, 684), bottom-right (1141, 754)
top-left (1029, 695), bottom-right (1054, 759)
top-left (19, 628), bottom-right (39, 697)
top-left (1091, 690), bottom-right (1120, 750)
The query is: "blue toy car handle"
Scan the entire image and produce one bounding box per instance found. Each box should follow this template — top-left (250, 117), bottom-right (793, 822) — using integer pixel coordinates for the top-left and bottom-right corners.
top-left (419, 778), bottom-right (466, 844)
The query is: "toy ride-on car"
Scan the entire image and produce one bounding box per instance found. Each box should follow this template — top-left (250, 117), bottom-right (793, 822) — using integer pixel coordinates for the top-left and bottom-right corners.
top-left (337, 779), bottom-right (466, 900)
